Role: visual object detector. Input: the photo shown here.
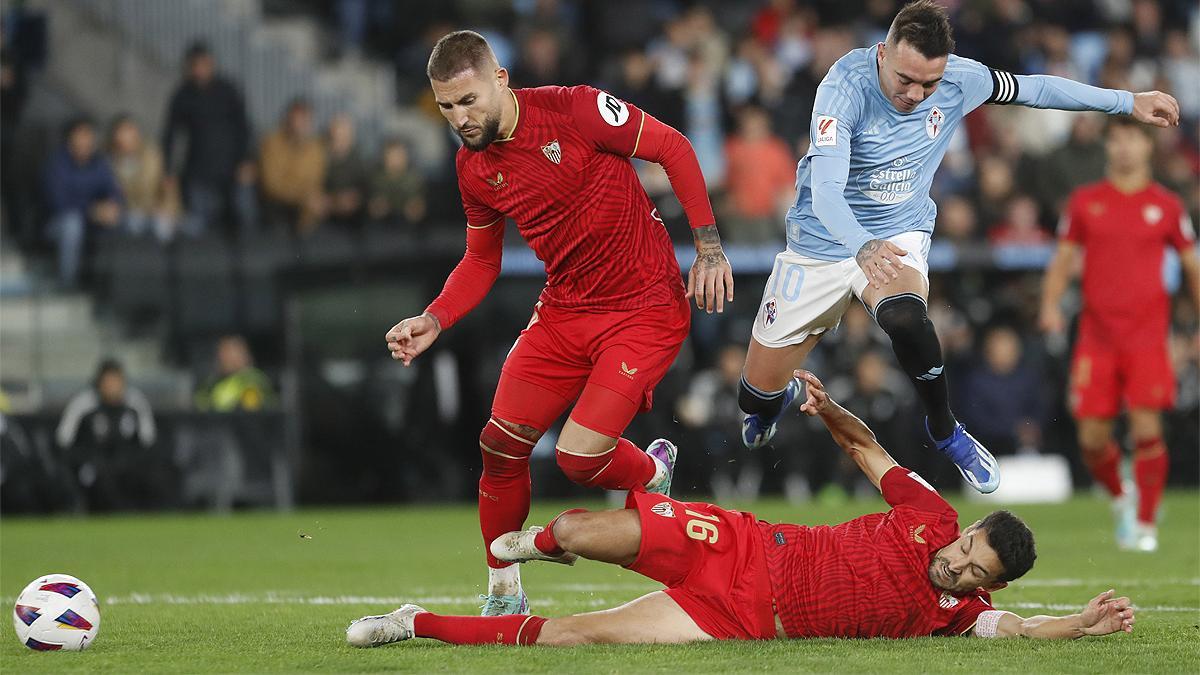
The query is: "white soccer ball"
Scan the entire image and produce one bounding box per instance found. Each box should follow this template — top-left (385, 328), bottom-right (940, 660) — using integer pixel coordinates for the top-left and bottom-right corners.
top-left (12, 574), bottom-right (101, 651)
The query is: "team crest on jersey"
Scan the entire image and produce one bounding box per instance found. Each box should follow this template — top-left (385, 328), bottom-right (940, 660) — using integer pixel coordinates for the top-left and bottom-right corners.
top-left (651, 502), bottom-right (675, 518)
top-left (485, 172), bottom-right (508, 191)
top-left (1143, 204), bottom-right (1163, 225)
top-left (925, 107), bottom-right (944, 139)
top-left (541, 139), bottom-right (561, 165)
top-left (763, 298), bottom-right (778, 327)
top-left (938, 592), bottom-right (960, 609)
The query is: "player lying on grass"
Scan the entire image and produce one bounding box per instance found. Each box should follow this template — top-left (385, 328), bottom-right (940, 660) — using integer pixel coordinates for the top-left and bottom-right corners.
top-left (347, 372), bottom-right (1136, 647)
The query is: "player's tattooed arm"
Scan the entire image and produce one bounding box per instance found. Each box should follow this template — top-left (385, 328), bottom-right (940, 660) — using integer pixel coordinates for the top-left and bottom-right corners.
top-left (687, 225), bottom-right (734, 314)
top-left (854, 239), bottom-right (909, 290)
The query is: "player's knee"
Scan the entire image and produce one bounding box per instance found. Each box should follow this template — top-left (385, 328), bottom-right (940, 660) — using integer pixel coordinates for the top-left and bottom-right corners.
top-left (556, 448), bottom-right (608, 488)
top-left (873, 294), bottom-right (928, 338)
top-left (551, 511), bottom-right (584, 551)
top-left (479, 418), bottom-right (535, 478)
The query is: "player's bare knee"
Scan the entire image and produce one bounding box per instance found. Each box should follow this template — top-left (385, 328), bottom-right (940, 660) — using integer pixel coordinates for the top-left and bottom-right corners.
top-left (551, 512), bottom-right (585, 551)
top-left (491, 417), bottom-right (542, 443)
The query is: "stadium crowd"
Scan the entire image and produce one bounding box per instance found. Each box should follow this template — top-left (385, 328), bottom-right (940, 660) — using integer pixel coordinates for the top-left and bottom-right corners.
top-left (0, 0), bottom-right (1196, 511)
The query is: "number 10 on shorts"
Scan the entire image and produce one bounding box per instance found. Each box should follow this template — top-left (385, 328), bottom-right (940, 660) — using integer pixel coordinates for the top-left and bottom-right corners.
top-left (769, 258), bottom-right (805, 303)
top-left (685, 509), bottom-right (719, 543)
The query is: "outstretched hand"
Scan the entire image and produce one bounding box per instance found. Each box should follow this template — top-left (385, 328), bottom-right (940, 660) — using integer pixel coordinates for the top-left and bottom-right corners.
top-left (796, 370), bottom-right (829, 416)
top-left (1079, 589), bottom-right (1135, 636)
top-left (1131, 91), bottom-right (1180, 128)
top-left (385, 312), bottom-right (442, 366)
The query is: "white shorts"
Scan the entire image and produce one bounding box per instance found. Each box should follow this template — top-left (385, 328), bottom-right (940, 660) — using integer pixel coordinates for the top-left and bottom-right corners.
top-left (751, 231), bottom-right (932, 348)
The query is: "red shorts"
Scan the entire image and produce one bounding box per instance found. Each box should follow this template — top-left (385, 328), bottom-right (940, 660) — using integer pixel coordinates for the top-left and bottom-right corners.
top-left (491, 292), bottom-right (690, 437)
top-left (624, 490), bottom-right (777, 641)
top-left (1070, 321), bottom-right (1175, 418)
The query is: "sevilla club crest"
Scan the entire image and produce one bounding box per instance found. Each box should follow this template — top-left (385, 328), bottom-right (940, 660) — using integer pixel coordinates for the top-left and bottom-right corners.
top-left (541, 139), bottom-right (561, 165)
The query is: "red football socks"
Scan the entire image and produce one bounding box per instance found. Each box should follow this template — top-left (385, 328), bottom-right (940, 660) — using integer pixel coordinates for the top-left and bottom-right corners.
top-left (1083, 441), bottom-right (1124, 498)
top-left (1134, 438), bottom-right (1168, 525)
top-left (413, 612), bottom-right (546, 646)
top-left (557, 438), bottom-right (655, 490)
top-left (534, 509), bottom-right (588, 555)
top-left (478, 419), bottom-right (536, 568)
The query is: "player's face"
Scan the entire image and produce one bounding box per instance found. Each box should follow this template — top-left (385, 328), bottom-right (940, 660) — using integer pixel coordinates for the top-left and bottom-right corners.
top-left (877, 40), bottom-right (947, 114)
top-left (1105, 125), bottom-right (1153, 174)
top-left (431, 67), bottom-right (507, 152)
top-left (928, 529), bottom-right (1005, 593)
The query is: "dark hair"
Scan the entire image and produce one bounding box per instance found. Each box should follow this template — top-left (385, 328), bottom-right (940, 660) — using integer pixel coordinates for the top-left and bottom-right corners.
top-left (185, 40), bottom-right (211, 61)
top-left (93, 358), bottom-right (124, 386)
top-left (426, 30), bottom-right (497, 81)
top-left (979, 510), bottom-right (1036, 583)
top-left (62, 116), bottom-right (96, 141)
top-left (1106, 114), bottom-right (1152, 138)
top-left (887, 0), bottom-right (955, 58)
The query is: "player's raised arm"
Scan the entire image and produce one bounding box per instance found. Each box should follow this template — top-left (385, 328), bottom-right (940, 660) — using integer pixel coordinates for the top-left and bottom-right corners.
top-left (796, 370), bottom-right (898, 488)
top-left (962, 57), bottom-right (1179, 127)
top-left (974, 590), bottom-right (1135, 640)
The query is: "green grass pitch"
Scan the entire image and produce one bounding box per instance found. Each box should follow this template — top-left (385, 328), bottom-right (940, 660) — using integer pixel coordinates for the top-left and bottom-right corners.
top-left (2, 492), bottom-right (1198, 673)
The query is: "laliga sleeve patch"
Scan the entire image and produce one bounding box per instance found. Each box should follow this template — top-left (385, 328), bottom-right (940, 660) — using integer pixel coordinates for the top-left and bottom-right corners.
top-left (596, 91), bottom-right (631, 126)
top-left (814, 116), bottom-right (838, 147)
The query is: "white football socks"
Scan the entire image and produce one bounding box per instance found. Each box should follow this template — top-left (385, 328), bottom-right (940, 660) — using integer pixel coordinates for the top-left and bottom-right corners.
top-left (488, 564), bottom-right (521, 596)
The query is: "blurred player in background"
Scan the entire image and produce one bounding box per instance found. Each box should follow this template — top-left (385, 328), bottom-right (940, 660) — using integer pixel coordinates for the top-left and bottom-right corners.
top-left (1039, 117), bottom-right (1199, 552)
top-left (347, 371), bottom-right (1136, 648)
top-left (738, 1), bottom-right (1180, 496)
top-left (385, 31), bottom-right (734, 616)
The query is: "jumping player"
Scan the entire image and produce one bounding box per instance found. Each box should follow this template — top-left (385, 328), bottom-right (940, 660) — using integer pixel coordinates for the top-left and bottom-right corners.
top-left (1039, 116), bottom-right (1198, 552)
top-left (738, 1), bottom-right (1181, 495)
top-left (385, 31), bottom-right (734, 615)
top-left (346, 371), bottom-right (1137, 647)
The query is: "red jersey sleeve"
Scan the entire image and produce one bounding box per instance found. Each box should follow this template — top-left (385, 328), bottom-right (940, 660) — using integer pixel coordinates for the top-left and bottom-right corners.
top-left (1057, 191), bottom-right (1086, 245)
top-left (457, 157), bottom-right (504, 228)
top-left (565, 85), bottom-right (716, 229)
top-left (933, 592), bottom-right (995, 636)
top-left (880, 466), bottom-right (954, 515)
top-left (1166, 199), bottom-right (1196, 251)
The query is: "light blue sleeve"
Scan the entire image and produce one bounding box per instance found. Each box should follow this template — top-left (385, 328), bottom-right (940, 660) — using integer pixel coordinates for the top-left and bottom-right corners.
top-left (1011, 74), bottom-right (1133, 114)
top-left (808, 72), bottom-right (875, 255)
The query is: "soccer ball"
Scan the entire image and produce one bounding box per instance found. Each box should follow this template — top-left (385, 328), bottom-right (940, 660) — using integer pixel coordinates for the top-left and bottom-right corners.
top-left (12, 574), bottom-right (100, 651)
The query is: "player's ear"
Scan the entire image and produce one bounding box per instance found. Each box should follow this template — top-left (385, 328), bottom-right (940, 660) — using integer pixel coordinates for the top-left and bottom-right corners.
top-left (495, 66), bottom-right (509, 90)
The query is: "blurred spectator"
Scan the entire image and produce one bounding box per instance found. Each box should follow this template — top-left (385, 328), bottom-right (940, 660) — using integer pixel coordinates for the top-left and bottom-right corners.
top-left (960, 326), bottom-right (1043, 457)
top-left (989, 195), bottom-right (1051, 247)
top-left (611, 48), bottom-right (683, 131)
top-left (162, 41), bottom-right (257, 236)
top-left (676, 344), bottom-right (760, 501)
top-left (56, 359), bottom-right (159, 511)
top-left (323, 113), bottom-right (367, 228)
top-left (510, 28), bottom-right (575, 88)
top-left (195, 335), bottom-right (277, 412)
top-left (41, 117), bottom-right (123, 287)
top-left (1, 30), bottom-right (27, 234)
top-left (722, 105), bottom-right (794, 243)
top-left (936, 195), bottom-right (979, 245)
top-left (367, 139), bottom-right (426, 226)
top-left (836, 350), bottom-right (908, 496)
top-left (1162, 29), bottom-right (1199, 122)
top-left (1033, 114), bottom-right (1107, 214)
top-left (260, 98), bottom-right (327, 235)
top-left (974, 155), bottom-right (1016, 228)
top-left (682, 51), bottom-right (726, 187)
top-left (108, 114), bottom-right (179, 241)
top-left (334, 0), bottom-right (393, 59)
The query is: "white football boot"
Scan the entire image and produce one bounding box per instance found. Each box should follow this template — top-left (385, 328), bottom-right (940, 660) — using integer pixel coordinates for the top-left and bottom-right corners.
top-left (1133, 523), bottom-right (1158, 553)
top-left (490, 526), bottom-right (579, 565)
top-left (346, 604), bottom-right (424, 648)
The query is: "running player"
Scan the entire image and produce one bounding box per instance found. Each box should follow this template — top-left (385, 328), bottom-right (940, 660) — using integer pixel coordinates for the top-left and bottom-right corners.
top-left (346, 371), bottom-right (1137, 647)
top-left (1039, 116), bottom-right (1198, 552)
top-left (385, 31), bottom-right (734, 616)
top-left (738, 0), bottom-right (1180, 495)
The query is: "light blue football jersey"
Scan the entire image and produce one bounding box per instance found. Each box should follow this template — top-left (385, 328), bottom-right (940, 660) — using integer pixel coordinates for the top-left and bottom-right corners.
top-left (786, 44), bottom-right (1130, 260)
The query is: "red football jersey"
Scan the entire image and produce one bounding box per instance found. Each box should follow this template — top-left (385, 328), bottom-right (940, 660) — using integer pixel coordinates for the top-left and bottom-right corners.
top-left (455, 86), bottom-right (687, 311)
top-left (761, 467), bottom-right (992, 638)
top-left (1059, 180), bottom-right (1195, 332)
